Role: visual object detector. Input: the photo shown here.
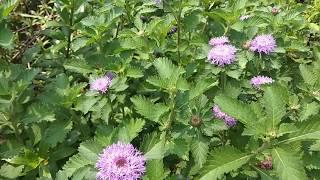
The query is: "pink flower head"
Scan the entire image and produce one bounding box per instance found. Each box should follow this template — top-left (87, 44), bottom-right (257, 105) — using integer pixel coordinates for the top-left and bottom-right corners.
top-left (240, 15), bottom-right (251, 21)
top-left (208, 44), bottom-right (237, 67)
top-left (212, 105), bottom-right (237, 127)
top-left (250, 76), bottom-right (274, 88)
top-left (96, 142), bottom-right (146, 180)
top-left (249, 34), bottom-right (276, 54)
top-left (209, 36), bottom-right (230, 46)
top-left (90, 76), bottom-right (112, 93)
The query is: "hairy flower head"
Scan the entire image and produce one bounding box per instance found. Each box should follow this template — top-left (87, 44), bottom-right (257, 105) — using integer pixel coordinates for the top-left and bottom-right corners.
top-left (208, 44), bottom-right (237, 66)
top-left (212, 105), bottom-right (237, 127)
top-left (209, 36), bottom-right (230, 46)
top-left (90, 76), bottom-right (112, 93)
top-left (96, 142), bottom-right (146, 180)
top-left (249, 34), bottom-right (276, 54)
top-left (250, 75), bottom-right (274, 88)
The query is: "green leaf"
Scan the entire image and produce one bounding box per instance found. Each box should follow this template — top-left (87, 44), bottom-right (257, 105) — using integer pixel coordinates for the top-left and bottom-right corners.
top-left (262, 85), bottom-right (288, 129)
top-left (191, 137), bottom-right (209, 168)
top-left (75, 96), bottom-right (101, 114)
top-left (299, 64), bottom-right (317, 86)
top-left (0, 25), bottom-right (13, 48)
top-left (252, 166), bottom-right (278, 180)
top-left (126, 66), bottom-right (144, 78)
top-left (131, 96), bottom-right (169, 123)
top-left (153, 58), bottom-right (182, 79)
top-left (44, 120), bottom-right (73, 148)
top-left (277, 118), bottom-right (320, 144)
top-left (272, 147), bottom-right (307, 180)
top-left (56, 140), bottom-right (103, 179)
top-left (64, 59), bottom-right (92, 74)
top-left (200, 146), bottom-right (251, 180)
top-left (167, 139), bottom-right (190, 160)
top-left (22, 103), bottom-right (56, 124)
top-left (189, 79), bottom-right (218, 100)
top-left (118, 119), bottom-right (145, 143)
top-left (145, 139), bottom-right (167, 160)
top-left (0, 164), bottom-right (24, 179)
top-left (299, 102), bottom-right (319, 121)
top-left (146, 160), bottom-right (168, 180)
top-left (214, 95), bottom-right (260, 133)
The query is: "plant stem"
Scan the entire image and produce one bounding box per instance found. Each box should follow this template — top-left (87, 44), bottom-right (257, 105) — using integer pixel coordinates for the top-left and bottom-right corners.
top-left (177, 0), bottom-right (182, 64)
top-left (66, 0), bottom-right (74, 58)
top-left (108, 94), bottom-right (114, 123)
top-left (220, 70), bottom-right (227, 90)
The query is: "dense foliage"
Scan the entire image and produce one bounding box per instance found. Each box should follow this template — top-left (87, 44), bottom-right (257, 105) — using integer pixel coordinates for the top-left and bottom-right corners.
top-left (0, 0), bottom-right (320, 179)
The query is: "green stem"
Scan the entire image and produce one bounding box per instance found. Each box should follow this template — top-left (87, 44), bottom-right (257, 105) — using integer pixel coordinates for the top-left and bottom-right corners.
top-left (255, 53), bottom-right (262, 74)
top-left (66, 0), bottom-right (74, 58)
top-left (220, 70), bottom-right (227, 90)
top-left (108, 94), bottom-right (114, 123)
top-left (177, 0), bottom-right (182, 64)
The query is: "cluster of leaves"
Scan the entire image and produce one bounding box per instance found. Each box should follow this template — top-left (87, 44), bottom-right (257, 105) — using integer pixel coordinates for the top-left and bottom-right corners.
top-left (0, 0), bottom-right (320, 179)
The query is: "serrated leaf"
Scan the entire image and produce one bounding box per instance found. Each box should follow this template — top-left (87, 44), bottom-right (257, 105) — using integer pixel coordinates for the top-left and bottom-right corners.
top-left (126, 66), bottom-right (144, 78)
top-left (299, 64), bottom-right (317, 86)
top-left (44, 120), bottom-right (73, 148)
top-left (131, 96), bottom-right (169, 123)
top-left (0, 164), bottom-right (24, 179)
top-left (64, 59), bottom-right (92, 74)
top-left (146, 160), bottom-right (168, 180)
top-left (191, 138), bottom-right (209, 168)
top-left (310, 141), bottom-right (320, 151)
top-left (167, 139), bottom-right (189, 159)
top-left (118, 119), bottom-right (145, 143)
top-left (277, 118), bottom-right (320, 144)
top-left (75, 96), bottom-right (101, 114)
top-left (145, 139), bottom-right (166, 160)
top-left (153, 58), bottom-right (181, 79)
top-left (299, 102), bottom-right (319, 121)
top-left (56, 140), bottom-right (102, 179)
top-left (200, 146), bottom-right (251, 180)
top-left (272, 147), bottom-right (307, 180)
top-left (214, 95), bottom-right (260, 133)
top-left (252, 166), bottom-right (278, 180)
top-left (189, 79), bottom-right (218, 100)
top-left (22, 103), bottom-right (56, 124)
top-left (262, 85), bottom-right (288, 129)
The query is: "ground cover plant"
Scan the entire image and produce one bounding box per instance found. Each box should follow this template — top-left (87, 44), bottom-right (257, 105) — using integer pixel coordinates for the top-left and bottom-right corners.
top-left (0, 0), bottom-right (320, 179)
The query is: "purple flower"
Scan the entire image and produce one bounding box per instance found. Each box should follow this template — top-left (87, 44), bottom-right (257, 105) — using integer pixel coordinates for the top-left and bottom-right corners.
top-left (250, 76), bottom-right (274, 88)
top-left (90, 76), bottom-right (112, 93)
top-left (249, 34), bottom-right (276, 54)
top-left (240, 15), bottom-right (251, 21)
top-left (155, 0), bottom-right (161, 4)
top-left (96, 142), bottom-right (146, 180)
top-left (212, 105), bottom-right (237, 127)
top-left (209, 36), bottom-right (230, 46)
top-left (208, 44), bottom-right (237, 66)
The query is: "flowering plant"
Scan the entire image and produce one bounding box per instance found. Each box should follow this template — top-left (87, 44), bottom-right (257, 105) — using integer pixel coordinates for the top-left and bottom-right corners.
top-left (0, 0), bottom-right (320, 179)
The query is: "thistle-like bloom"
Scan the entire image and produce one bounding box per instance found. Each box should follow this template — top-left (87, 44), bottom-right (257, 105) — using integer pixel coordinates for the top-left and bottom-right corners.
top-left (250, 76), bottom-right (274, 88)
top-left (96, 142), bottom-right (146, 180)
top-left (209, 36), bottom-right (229, 46)
top-left (249, 34), bottom-right (276, 54)
top-left (90, 76), bottom-right (112, 93)
top-left (240, 15), bottom-right (251, 21)
top-left (155, 0), bottom-right (161, 4)
top-left (208, 44), bottom-right (237, 66)
top-left (212, 105), bottom-right (237, 127)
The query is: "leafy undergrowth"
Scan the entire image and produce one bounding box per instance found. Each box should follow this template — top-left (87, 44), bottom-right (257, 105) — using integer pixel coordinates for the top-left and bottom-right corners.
top-left (0, 0), bottom-right (320, 179)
